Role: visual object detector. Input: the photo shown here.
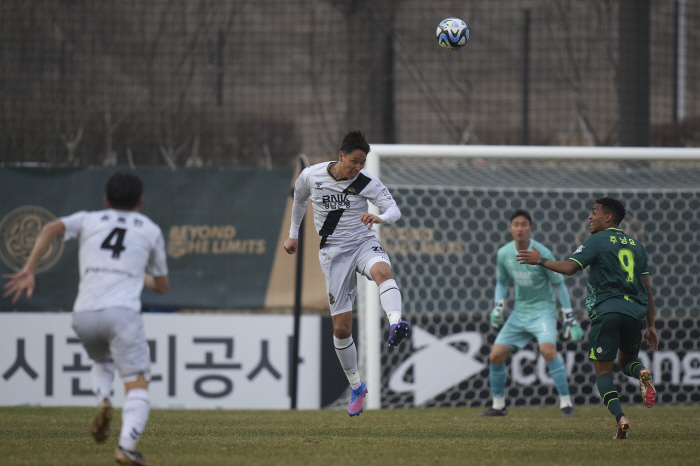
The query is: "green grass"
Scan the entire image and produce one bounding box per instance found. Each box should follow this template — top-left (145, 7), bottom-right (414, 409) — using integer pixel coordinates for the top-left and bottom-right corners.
top-left (1, 406), bottom-right (699, 465)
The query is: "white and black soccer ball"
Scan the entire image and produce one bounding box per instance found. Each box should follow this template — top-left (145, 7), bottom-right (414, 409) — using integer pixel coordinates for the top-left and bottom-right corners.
top-left (436, 17), bottom-right (469, 50)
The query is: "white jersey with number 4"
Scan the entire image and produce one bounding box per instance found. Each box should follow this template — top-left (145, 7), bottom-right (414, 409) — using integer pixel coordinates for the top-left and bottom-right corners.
top-left (291, 162), bottom-right (400, 248)
top-left (61, 209), bottom-right (168, 313)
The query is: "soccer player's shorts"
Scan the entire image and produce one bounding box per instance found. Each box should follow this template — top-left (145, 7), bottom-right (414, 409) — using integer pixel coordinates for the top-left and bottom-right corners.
top-left (319, 237), bottom-right (391, 316)
top-left (494, 312), bottom-right (558, 350)
top-left (588, 312), bottom-right (642, 361)
top-left (72, 308), bottom-right (151, 382)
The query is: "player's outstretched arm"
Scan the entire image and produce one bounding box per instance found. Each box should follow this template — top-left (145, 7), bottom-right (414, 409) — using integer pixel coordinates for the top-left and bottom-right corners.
top-left (3, 219), bottom-right (65, 303)
top-left (516, 246), bottom-right (580, 276)
top-left (642, 274), bottom-right (658, 351)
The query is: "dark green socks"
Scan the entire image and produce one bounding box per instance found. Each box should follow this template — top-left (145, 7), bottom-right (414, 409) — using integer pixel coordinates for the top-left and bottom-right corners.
top-left (596, 373), bottom-right (624, 419)
top-left (621, 360), bottom-right (645, 378)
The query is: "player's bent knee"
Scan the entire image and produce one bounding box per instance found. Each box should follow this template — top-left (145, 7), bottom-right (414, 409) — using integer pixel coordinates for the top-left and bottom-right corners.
top-left (490, 344), bottom-right (512, 364)
top-left (368, 260), bottom-right (393, 283)
top-left (539, 343), bottom-right (558, 361)
top-left (331, 311), bottom-right (353, 339)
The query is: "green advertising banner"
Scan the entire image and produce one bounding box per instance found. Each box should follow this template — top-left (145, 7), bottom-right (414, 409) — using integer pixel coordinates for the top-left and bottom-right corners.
top-left (0, 166), bottom-right (293, 311)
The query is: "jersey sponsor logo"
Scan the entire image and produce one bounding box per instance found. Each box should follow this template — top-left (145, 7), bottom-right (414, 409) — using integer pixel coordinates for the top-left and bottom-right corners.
top-left (84, 267), bottom-right (138, 278)
top-left (574, 244), bottom-right (584, 254)
top-left (0, 206), bottom-right (64, 272)
top-left (315, 182), bottom-right (323, 189)
top-left (321, 194), bottom-right (350, 210)
top-left (167, 225), bottom-right (266, 259)
top-left (511, 270), bottom-right (533, 286)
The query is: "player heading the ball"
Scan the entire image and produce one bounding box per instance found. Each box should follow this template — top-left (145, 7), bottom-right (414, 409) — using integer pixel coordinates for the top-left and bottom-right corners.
top-left (283, 130), bottom-right (409, 417)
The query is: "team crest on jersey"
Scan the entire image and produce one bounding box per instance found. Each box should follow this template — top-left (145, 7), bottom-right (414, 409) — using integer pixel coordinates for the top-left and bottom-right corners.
top-left (0, 205), bottom-right (64, 272)
top-left (328, 292), bottom-right (336, 305)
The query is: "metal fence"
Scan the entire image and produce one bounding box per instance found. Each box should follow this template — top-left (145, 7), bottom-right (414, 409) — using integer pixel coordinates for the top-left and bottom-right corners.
top-left (1, 0), bottom-right (699, 167)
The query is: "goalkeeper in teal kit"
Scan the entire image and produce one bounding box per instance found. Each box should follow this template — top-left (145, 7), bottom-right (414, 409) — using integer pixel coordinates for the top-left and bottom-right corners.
top-left (479, 210), bottom-right (583, 417)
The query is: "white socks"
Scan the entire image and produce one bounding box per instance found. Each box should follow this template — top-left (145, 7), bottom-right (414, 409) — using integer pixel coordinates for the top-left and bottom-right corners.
top-left (379, 279), bottom-right (402, 325)
top-left (334, 335), bottom-right (361, 390)
top-left (91, 362), bottom-right (114, 403)
top-left (492, 397), bottom-right (506, 410)
top-left (559, 395), bottom-right (572, 409)
top-left (119, 388), bottom-right (150, 451)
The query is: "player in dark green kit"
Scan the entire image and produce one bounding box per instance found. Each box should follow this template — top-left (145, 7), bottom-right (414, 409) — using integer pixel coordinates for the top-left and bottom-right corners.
top-left (516, 197), bottom-right (659, 440)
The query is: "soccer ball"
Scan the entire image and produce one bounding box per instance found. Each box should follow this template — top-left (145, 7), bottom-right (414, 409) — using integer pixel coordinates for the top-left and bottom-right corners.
top-left (436, 17), bottom-right (469, 50)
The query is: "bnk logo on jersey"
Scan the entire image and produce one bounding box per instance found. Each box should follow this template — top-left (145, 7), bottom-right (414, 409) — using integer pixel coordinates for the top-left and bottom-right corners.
top-left (322, 194), bottom-right (350, 210)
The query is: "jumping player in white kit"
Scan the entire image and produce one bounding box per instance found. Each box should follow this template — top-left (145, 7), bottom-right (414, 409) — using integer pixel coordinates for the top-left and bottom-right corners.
top-left (3, 172), bottom-right (168, 466)
top-left (283, 130), bottom-right (410, 417)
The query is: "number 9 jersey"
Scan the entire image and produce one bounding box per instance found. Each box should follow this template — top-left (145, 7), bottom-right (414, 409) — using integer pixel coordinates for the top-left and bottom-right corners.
top-left (61, 209), bottom-right (168, 313)
top-left (568, 227), bottom-right (649, 323)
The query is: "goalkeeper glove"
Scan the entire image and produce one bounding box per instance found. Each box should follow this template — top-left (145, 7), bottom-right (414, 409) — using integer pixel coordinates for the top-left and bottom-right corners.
top-left (490, 300), bottom-right (505, 328)
top-left (561, 308), bottom-right (584, 341)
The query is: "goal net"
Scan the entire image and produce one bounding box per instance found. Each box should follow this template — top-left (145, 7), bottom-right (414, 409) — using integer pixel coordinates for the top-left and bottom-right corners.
top-left (354, 145), bottom-right (700, 409)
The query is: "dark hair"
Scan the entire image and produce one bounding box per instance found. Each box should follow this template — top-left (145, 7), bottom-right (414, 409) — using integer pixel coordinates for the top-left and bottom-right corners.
top-left (595, 197), bottom-right (626, 224)
top-left (510, 209), bottom-right (532, 225)
top-left (340, 130), bottom-right (370, 155)
top-left (106, 172), bottom-right (143, 209)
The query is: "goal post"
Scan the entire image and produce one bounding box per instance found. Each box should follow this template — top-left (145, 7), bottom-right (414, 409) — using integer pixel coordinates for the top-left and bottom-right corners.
top-left (360, 144), bottom-right (700, 410)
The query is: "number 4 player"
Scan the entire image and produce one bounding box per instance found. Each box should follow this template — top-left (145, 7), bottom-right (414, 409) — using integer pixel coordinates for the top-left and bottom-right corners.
top-left (516, 197), bottom-right (658, 440)
top-left (3, 172), bottom-right (168, 465)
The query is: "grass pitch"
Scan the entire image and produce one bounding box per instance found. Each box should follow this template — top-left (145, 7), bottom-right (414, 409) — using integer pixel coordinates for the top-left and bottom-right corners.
top-left (2, 405), bottom-right (699, 465)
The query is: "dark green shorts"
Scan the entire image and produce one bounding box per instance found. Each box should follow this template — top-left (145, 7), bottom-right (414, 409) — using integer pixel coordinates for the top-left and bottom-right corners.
top-left (588, 312), bottom-right (642, 361)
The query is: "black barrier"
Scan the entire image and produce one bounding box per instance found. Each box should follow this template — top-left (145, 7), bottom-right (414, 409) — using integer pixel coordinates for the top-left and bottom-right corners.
top-left (376, 314), bottom-right (700, 408)
top-left (0, 167), bottom-right (293, 311)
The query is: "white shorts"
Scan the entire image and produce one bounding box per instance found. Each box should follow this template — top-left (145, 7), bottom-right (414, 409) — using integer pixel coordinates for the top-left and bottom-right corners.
top-left (319, 237), bottom-right (391, 316)
top-left (72, 308), bottom-right (151, 382)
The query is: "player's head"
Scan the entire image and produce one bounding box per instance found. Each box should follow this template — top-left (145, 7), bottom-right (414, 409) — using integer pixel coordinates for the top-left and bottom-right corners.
top-left (340, 130), bottom-right (370, 156)
top-left (336, 130), bottom-right (370, 179)
top-left (105, 172), bottom-right (143, 210)
top-left (590, 197), bottom-right (625, 233)
top-left (509, 209), bottom-right (532, 242)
